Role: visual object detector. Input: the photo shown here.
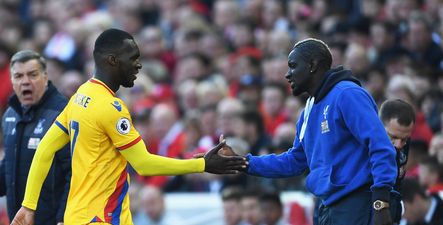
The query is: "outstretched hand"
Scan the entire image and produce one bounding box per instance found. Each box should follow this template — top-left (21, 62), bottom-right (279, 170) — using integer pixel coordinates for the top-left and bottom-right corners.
top-left (217, 135), bottom-right (239, 156)
top-left (204, 135), bottom-right (248, 174)
top-left (10, 206), bottom-right (35, 225)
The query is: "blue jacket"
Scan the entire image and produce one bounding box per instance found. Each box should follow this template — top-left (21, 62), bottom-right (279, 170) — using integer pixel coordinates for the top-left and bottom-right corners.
top-left (0, 82), bottom-right (71, 224)
top-left (247, 67), bottom-right (397, 205)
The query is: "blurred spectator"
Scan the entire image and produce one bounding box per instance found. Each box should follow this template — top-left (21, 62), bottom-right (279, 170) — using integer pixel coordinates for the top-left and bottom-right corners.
top-left (216, 97), bottom-right (246, 138)
top-left (0, 44), bottom-right (13, 113)
top-left (237, 74), bottom-right (263, 110)
top-left (430, 133), bottom-right (443, 164)
top-left (400, 178), bottom-right (443, 225)
top-left (368, 21), bottom-right (406, 69)
top-left (260, 82), bottom-right (288, 137)
top-left (138, 26), bottom-right (176, 74)
top-left (386, 75), bottom-right (434, 145)
top-left (138, 103), bottom-right (186, 189)
top-left (406, 140), bottom-right (430, 178)
top-left (421, 89), bottom-right (443, 133)
top-left (364, 67), bottom-right (387, 107)
top-left (418, 156), bottom-right (443, 197)
top-left (58, 70), bottom-right (85, 98)
top-left (221, 186), bottom-right (243, 225)
top-left (328, 41), bottom-right (347, 68)
top-left (240, 188), bottom-right (263, 225)
top-left (259, 191), bottom-right (288, 225)
top-left (403, 11), bottom-right (443, 77)
top-left (133, 185), bottom-right (183, 225)
top-left (242, 111), bottom-right (271, 156)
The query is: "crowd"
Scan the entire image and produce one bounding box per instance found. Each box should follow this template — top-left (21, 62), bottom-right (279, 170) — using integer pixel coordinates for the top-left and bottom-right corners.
top-left (1, 0), bottom-right (443, 224)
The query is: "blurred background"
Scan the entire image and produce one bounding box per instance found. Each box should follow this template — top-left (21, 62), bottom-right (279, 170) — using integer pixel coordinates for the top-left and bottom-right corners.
top-left (1, 0), bottom-right (443, 224)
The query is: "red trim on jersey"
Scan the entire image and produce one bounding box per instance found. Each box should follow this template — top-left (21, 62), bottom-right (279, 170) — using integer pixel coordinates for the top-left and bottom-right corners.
top-left (117, 136), bottom-right (142, 151)
top-left (89, 78), bottom-right (116, 96)
top-left (104, 170), bottom-right (127, 223)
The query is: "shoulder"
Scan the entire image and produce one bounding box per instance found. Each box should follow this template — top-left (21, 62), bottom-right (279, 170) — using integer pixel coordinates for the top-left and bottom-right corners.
top-left (333, 82), bottom-right (371, 100)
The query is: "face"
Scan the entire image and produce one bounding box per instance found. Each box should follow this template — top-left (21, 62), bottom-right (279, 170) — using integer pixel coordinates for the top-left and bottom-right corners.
top-left (142, 191), bottom-right (164, 221)
top-left (260, 201), bottom-right (282, 225)
top-left (223, 200), bottom-right (242, 225)
top-left (11, 59), bottom-right (48, 107)
top-left (403, 197), bottom-right (423, 223)
top-left (241, 197), bottom-right (261, 225)
top-left (285, 49), bottom-right (312, 96)
top-left (117, 39), bottom-right (142, 88)
top-left (384, 118), bottom-right (414, 150)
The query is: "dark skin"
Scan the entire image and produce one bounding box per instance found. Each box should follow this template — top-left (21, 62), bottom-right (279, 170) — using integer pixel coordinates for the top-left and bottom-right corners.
top-left (224, 46), bottom-right (392, 225)
top-left (285, 48), bottom-right (326, 97)
top-left (93, 38), bottom-right (247, 174)
top-left (11, 37), bottom-right (248, 225)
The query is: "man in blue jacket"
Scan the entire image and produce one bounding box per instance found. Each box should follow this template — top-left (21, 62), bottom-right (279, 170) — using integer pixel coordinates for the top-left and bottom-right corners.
top-left (229, 38), bottom-right (397, 225)
top-left (0, 50), bottom-right (71, 224)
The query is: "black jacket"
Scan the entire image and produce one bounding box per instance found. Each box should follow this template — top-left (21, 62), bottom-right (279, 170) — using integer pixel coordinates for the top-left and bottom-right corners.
top-left (0, 82), bottom-right (71, 224)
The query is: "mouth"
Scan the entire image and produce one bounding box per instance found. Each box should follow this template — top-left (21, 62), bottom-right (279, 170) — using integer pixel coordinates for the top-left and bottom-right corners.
top-left (22, 90), bottom-right (33, 98)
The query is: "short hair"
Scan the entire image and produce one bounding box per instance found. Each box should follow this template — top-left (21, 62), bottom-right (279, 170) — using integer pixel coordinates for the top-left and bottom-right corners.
top-left (93, 28), bottom-right (134, 57)
top-left (10, 50), bottom-right (46, 71)
top-left (259, 191), bottom-right (283, 208)
top-left (379, 99), bottom-right (416, 126)
top-left (242, 110), bottom-right (265, 133)
top-left (400, 178), bottom-right (428, 202)
top-left (419, 156), bottom-right (443, 181)
top-left (221, 186), bottom-right (243, 202)
top-left (292, 38), bottom-right (332, 70)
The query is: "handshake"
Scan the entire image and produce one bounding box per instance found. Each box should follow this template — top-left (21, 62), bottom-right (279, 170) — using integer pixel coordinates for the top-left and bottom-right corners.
top-left (199, 135), bottom-right (249, 174)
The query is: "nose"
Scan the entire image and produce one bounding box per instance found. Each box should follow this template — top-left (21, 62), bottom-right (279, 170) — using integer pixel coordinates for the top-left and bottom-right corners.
top-left (21, 75), bottom-right (31, 85)
top-left (136, 61), bottom-right (142, 70)
top-left (285, 71), bottom-right (291, 80)
top-left (392, 139), bottom-right (404, 150)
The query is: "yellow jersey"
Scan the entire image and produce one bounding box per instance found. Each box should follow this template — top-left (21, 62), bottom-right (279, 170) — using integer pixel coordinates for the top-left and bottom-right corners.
top-left (22, 78), bottom-right (206, 225)
top-left (55, 78), bottom-right (140, 224)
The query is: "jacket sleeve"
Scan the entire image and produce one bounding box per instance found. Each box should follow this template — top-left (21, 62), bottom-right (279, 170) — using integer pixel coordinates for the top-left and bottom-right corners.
top-left (338, 87), bottom-right (397, 202)
top-left (54, 144), bottom-right (71, 223)
top-left (22, 122), bottom-right (70, 210)
top-left (0, 158), bottom-right (5, 196)
top-left (246, 120), bottom-right (308, 178)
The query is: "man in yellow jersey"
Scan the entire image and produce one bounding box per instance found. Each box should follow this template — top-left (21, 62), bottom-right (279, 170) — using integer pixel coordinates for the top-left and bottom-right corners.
top-left (11, 28), bottom-right (247, 225)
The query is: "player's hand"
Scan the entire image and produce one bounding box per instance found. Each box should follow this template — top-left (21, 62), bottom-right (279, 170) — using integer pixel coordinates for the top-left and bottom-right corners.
top-left (10, 206), bottom-right (35, 225)
top-left (372, 208), bottom-right (392, 225)
top-left (217, 135), bottom-right (238, 156)
top-left (204, 135), bottom-right (248, 174)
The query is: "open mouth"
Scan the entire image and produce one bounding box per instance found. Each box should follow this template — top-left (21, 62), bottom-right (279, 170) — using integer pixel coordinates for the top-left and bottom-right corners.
top-left (22, 90), bottom-right (33, 97)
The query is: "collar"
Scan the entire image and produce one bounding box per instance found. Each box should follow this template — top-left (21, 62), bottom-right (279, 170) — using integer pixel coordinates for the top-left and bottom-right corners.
top-left (89, 78), bottom-right (116, 96)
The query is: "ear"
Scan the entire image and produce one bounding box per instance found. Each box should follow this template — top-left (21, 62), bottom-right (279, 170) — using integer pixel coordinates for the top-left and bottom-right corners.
top-left (106, 54), bottom-right (118, 66)
top-left (310, 59), bottom-right (320, 73)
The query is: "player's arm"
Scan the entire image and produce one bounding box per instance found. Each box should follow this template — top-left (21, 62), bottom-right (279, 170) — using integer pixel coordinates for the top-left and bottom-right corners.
top-left (21, 122), bottom-right (70, 210)
top-left (120, 137), bottom-right (245, 175)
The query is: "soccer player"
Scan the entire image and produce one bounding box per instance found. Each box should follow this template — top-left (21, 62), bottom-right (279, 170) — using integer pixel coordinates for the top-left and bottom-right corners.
top-left (11, 28), bottom-right (247, 225)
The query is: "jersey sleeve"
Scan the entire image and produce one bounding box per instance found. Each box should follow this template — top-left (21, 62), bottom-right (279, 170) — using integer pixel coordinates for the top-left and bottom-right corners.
top-left (99, 98), bottom-right (141, 150)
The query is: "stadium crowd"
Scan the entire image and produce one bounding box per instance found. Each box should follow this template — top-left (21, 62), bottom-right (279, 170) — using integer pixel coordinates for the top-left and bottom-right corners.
top-left (1, 0), bottom-right (443, 224)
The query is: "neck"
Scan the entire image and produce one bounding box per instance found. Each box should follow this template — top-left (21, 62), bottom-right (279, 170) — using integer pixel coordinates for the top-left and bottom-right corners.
top-left (307, 69), bottom-right (327, 96)
top-left (94, 68), bottom-right (119, 92)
